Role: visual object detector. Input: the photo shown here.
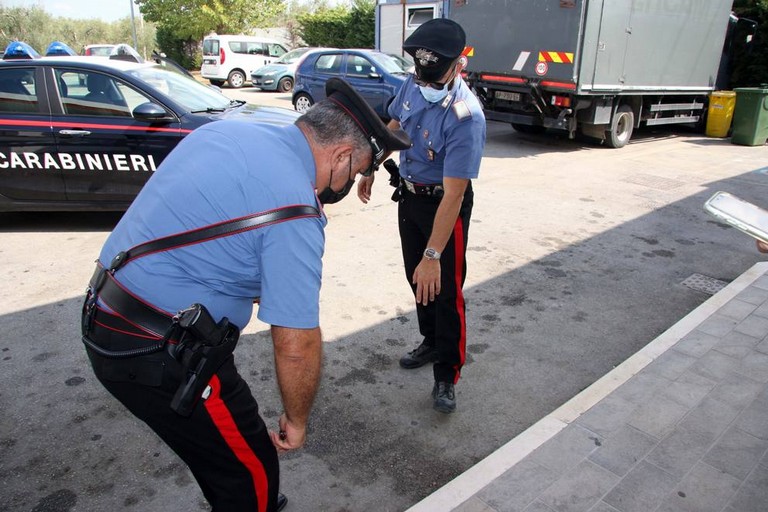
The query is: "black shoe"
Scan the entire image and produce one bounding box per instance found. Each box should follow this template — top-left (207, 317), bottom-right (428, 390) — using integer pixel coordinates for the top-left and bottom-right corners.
top-left (399, 341), bottom-right (437, 369)
top-left (277, 492), bottom-right (287, 512)
top-left (432, 381), bottom-right (456, 414)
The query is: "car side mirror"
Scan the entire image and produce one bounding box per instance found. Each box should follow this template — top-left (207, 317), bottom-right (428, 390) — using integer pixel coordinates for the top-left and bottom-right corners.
top-left (133, 102), bottom-right (173, 121)
top-left (368, 72), bottom-right (382, 80)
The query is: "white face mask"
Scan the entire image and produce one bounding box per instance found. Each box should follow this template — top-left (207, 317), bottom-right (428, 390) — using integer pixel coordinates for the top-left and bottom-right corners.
top-left (419, 84), bottom-right (451, 103)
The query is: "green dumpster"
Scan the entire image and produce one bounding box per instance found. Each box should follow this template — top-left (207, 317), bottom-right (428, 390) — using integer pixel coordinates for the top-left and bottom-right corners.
top-left (731, 87), bottom-right (768, 146)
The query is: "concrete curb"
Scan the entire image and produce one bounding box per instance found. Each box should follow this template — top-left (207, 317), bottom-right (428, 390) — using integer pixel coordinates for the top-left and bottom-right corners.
top-left (406, 261), bottom-right (768, 512)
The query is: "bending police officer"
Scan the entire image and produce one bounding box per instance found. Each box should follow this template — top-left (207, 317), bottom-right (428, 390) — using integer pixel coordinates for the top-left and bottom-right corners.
top-left (81, 78), bottom-right (410, 511)
top-left (358, 19), bottom-right (486, 413)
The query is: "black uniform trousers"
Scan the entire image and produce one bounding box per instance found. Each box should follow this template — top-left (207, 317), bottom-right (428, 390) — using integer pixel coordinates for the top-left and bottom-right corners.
top-left (83, 309), bottom-right (279, 512)
top-left (398, 183), bottom-right (473, 384)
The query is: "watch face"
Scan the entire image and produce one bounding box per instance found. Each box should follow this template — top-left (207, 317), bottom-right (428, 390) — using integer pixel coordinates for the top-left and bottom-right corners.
top-left (424, 248), bottom-right (440, 259)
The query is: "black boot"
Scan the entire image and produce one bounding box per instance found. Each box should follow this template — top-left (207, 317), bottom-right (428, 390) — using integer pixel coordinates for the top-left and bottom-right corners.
top-left (399, 341), bottom-right (437, 369)
top-left (432, 381), bottom-right (456, 413)
top-left (277, 492), bottom-right (288, 511)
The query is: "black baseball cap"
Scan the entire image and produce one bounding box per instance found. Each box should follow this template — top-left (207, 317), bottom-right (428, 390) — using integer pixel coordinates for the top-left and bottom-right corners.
top-left (403, 18), bottom-right (466, 83)
top-left (325, 78), bottom-right (411, 165)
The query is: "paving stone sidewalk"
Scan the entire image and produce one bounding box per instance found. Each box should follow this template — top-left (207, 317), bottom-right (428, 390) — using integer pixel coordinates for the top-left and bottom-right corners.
top-left (408, 262), bottom-right (768, 512)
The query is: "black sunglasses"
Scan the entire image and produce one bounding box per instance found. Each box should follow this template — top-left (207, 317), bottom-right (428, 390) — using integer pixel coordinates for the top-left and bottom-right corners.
top-left (414, 76), bottom-right (451, 91)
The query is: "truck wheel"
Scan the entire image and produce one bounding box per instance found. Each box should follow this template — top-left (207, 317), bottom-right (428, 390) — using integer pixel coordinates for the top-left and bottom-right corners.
top-left (511, 123), bottom-right (546, 135)
top-left (227, 70), bottom-right (246, 89)
top-left (606, 105), bottom-right (634, 148)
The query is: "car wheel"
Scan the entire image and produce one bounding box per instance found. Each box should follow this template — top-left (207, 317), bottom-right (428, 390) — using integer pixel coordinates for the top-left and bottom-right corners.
top-left (606, 105), bottom-right (634, 149)
top-left (227, 70), bottom-right (245, 89)
top-left (209, 79), bottom-right (225, 87)
top-left (278, 77), bottom-right (293, 93)
top-left (294, 93), bottom-right (314, 113)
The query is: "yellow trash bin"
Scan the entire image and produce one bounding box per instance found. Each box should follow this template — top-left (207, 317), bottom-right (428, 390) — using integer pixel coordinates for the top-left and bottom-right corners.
top-left (706, 91), bottom-right (737, 137)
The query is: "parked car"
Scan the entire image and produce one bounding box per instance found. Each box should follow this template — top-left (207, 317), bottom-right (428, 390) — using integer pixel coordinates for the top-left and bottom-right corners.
top-left (201, 34), bottom-right (288, 89)
top-left (387, 53), bottom-right (414, 73)
top-left (82, 44), bottom-right (117, 57)
top-left (250, 47), bottom-right (319, 92)
top-left (0, 41), bottom-right (298, 212)
top-left (292, 49), bottom-right (408, 118)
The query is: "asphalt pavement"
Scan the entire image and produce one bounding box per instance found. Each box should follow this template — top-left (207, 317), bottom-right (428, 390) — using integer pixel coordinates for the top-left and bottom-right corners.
top-left (1, 86), bottom-right (767, 511)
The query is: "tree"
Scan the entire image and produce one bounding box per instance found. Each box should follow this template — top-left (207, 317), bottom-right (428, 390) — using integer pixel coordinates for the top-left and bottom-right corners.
top-left (136, 0), bottom-right (284, 41)
top-left (296, 0), bottom-right (375, 48)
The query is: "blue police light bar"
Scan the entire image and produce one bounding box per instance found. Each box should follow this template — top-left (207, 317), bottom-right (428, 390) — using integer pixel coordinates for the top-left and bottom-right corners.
top-left (45, 41), bottom-right (77, 56)
top-left (2, 41), bottom-right (41, 60)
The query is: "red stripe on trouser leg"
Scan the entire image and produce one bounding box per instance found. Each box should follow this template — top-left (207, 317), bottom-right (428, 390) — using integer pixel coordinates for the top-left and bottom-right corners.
top-left (453, 217), bottom-right (467, 384)
top-left (204, 375), bottom-right (269, 512)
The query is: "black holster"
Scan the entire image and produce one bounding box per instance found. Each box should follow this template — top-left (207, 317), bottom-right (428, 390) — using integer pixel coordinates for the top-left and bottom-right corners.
top-left (383, 158), bottom-right (402, 202)
top-left (168, 303), bottom-right (240, 417)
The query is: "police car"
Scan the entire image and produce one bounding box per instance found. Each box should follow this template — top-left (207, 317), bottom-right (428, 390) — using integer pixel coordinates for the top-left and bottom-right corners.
top-left (0, 42), bottom-right (299, 211)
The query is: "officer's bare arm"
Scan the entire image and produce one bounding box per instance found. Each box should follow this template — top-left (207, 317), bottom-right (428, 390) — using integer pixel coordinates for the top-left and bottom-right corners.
top-left (426, 177), bottom-right (469, 254)
top-left (412, 177), bottom-right (470, 304)
top-left (269, 325), bottom-right (322, 450)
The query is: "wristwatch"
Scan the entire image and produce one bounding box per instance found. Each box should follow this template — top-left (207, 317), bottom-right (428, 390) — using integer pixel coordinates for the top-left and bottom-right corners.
top-left (423, 247), bottom-right (441, 260)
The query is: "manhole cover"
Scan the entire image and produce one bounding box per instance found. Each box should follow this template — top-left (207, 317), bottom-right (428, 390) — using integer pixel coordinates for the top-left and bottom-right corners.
top-left (681, 273), bottom-right (729, 295)
top-left (622, 174), bottom-right (686, 190)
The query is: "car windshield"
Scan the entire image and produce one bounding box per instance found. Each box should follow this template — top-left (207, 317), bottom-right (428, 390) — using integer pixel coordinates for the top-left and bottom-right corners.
top-left (128, 65), bottom-right (231, 111)
top-left (277, 48), bottom-right (310, 65)
top-left (371, 53), bottom-right (409, 74)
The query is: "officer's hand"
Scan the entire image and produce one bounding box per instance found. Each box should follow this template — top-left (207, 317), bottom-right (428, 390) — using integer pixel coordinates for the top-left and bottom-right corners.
top-left (269, 413), bottom-right (306, 454)
top-left (757, 240), bottom-right (768, 253)
top-left (413, 259), bottom-right (441, 305)
top-left (357, 174), bottom-right (375, 204)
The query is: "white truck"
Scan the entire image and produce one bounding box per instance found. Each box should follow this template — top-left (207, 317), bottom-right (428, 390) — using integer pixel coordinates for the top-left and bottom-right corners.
top-left (450, 0), bottom-right (754, 147)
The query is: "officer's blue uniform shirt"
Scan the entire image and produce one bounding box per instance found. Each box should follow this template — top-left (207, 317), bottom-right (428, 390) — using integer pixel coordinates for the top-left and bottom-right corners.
top-left (388, 75), bottom-right (485, 185)
top-left (99, 121), bottom-right (326, 330)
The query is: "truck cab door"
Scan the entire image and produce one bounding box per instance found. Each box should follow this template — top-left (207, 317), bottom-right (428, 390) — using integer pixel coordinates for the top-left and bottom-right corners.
top-left (590, 0), bottom-right (631, 90)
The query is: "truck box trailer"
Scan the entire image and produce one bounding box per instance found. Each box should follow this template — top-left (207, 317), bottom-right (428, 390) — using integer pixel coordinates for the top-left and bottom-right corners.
top-left (450, 0), bottom-right (745, 147)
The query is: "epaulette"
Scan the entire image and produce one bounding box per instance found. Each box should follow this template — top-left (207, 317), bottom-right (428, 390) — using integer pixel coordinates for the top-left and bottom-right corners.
top-left (452, 100), bottom-right (472, 121)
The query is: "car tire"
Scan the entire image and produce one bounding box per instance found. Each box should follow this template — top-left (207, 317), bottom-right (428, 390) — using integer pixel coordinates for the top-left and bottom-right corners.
top-left (294, 93), bottom-right (314, 113)
top-left (277, 77), bottom-right (293, 93)
top-left (209, 79), bottom-right (224, 87)
top-left (227, 70), bottom-right (246, 89)
top-left (606, 105), bottom-right (634, 149)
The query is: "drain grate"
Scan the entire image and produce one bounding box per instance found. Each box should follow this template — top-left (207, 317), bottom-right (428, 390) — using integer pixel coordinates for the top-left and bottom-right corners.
top-left (681, 273), bottom-right (729, 295)
top-left (622, 174), bottom-right (686, 191)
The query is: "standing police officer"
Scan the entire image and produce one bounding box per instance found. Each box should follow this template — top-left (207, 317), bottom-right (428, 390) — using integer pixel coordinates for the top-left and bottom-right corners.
top-left (358, 19), bottom-right (486, 413)
top-left (81, 78), bottom-right (410, 511)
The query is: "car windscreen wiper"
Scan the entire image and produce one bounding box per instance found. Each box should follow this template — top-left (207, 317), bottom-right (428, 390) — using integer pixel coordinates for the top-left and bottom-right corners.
top-left (228, 99), bottom-right (246, 108)
top-left (190, 106), bottom-right (227, 113)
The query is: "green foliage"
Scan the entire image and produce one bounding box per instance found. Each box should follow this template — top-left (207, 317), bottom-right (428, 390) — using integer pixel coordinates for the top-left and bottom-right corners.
top-left (731, 0), bottom-right (768, 87)
top-left (0, 6), bottom-right (157, 58)
top-left (296, 0), bottom-right (375, 48)
top-left (136, 0), bottom-right (283, 41)
top-left (156, 27), bottom-right (200, 69)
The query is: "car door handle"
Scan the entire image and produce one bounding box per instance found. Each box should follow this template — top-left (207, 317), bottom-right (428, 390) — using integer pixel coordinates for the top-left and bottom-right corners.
top-left (59, 129), bottom-right (92, 137)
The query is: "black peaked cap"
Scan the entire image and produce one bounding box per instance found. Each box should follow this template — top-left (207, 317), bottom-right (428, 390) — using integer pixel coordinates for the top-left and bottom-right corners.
top-left (403, 18), bottom-right (466, 83)
top-left (325, 78), bottom-right (411, 159)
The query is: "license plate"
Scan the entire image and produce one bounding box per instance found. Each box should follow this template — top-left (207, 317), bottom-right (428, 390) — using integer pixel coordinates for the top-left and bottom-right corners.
top-left (496, 91), bottom-right (521, 102)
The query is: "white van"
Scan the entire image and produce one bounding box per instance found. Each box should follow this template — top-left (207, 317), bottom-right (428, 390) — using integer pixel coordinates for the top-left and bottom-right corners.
top-left (201, 34), bottom-right (288, 88)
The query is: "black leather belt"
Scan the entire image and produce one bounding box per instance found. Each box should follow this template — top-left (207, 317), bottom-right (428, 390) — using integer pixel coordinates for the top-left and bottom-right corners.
top-left (89, 265), bottom-right (174, 338)
top-left (401, 178), bottom-right (444, 197)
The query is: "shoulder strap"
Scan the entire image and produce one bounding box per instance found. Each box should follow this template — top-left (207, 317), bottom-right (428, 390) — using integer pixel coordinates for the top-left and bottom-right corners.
top-left (109, 204), bottom-right (320, 272)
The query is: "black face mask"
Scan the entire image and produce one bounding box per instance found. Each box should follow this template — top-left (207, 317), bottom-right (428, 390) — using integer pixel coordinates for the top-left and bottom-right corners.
top-left (318, 156), bottom-right (354, 205)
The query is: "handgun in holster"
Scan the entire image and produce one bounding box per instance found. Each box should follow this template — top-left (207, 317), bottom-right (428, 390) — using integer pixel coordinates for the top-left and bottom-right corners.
top-left (383, 158), bottom-right (402, 202)
top-left (168, 303), bottom-right (240, 417)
